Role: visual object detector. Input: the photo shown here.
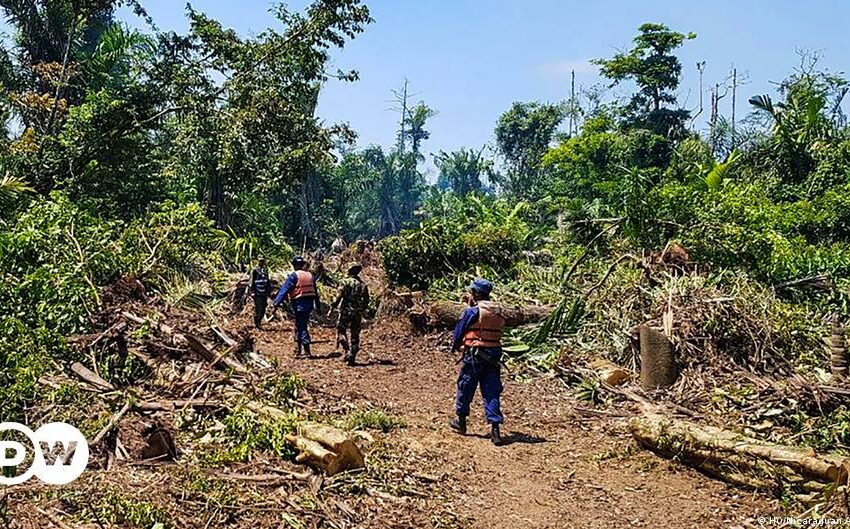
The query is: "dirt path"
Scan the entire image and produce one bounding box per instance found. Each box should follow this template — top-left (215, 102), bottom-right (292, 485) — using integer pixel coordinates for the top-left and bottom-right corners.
top-left (257, 319), bottom-right (780, 528)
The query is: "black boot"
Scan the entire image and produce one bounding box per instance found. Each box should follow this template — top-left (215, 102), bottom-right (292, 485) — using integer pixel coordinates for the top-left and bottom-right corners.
top-left (302, 343), bottom-right (312, 357)
top-left (490, 423), bottom-right (503, 446)
top-left (449, 416), bottom-right (467, 435)
top-left (294, 342), bottom-right (303, 358)
top-left (345, 346), bottom-right (358, 366)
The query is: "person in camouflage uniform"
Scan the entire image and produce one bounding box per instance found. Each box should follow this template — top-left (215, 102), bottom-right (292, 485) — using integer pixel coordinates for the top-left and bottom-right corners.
top-left (331, 263), bottom-right (370, 366)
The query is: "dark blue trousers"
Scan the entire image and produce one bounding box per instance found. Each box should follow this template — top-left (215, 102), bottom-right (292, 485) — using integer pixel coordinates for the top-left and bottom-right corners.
top-left (293, 310), bottom-right (312, 344)
top-left (455, 349), bottom-right (504, 424)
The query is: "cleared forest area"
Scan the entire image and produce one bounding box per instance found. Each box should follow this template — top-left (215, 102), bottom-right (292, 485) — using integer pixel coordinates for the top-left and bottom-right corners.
top-left (2, 1), bottom-right (850, 527)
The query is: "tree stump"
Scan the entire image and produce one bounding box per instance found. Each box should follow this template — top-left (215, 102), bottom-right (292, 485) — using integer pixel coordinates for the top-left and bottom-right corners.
top-left (638, 325), bottom-right (677, 389)
top-left (286, 422), bottom-right (364, 476)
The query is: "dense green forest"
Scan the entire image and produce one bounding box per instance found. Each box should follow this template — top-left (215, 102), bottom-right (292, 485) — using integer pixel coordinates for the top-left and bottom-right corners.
top-left (3, 0), bottom-right (850, 454)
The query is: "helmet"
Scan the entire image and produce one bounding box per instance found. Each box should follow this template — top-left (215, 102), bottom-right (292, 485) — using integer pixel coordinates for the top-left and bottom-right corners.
top-left (347, 263), bottom-right (363, 275)
top-left (291, 255), bottom-right (306, 267)
top-left (468, 278), bottom-right (493, 296)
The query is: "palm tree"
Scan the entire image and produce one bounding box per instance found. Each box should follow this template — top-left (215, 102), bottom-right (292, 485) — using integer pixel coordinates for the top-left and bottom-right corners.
top-left (434, 148), bottom-right (491, 195)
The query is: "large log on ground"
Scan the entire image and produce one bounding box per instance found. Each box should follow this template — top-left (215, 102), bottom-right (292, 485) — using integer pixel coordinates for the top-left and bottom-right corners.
top-left (639, 325), bottom-right (677, 389)
top-left (629, 413), bottom-right (850, 492)
top-left (414, 301), bottom-right (554, 330)
top-left (286, 422), bottom-right (364, 476)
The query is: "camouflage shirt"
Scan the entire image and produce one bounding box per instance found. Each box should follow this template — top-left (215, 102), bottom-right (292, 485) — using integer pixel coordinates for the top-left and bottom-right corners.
top-left (336, 276), bottom-right (370, 316)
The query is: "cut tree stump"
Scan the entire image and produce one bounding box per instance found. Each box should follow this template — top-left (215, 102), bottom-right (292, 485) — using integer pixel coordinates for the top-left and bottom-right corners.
top-left (412, 300), bottom-right (554, 330)
top-left (286, 422), bottom-right (364, 476)
top-left (629, 412), bottom-right (850, 493)
top-left (638, 325), bottom-right (677, 389)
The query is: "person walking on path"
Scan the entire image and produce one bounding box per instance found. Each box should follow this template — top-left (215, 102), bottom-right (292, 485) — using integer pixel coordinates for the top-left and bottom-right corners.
top-left (249, 256), bottom-right (271, 329)
top-left (273, 255), bottom-right (320, 357)
top-left (330, 263), bottom-right (370, 366)
top-left (449, 278), bottom-right (506, 446)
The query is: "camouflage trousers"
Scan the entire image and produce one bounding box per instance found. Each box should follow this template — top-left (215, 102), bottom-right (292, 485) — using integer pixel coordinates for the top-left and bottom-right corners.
top-left (336, 312), bottom-right (363, 362)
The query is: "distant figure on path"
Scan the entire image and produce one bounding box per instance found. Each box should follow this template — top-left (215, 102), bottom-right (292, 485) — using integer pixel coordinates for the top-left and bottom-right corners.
top-left (273, 255), bottom-right (320, 358)
top-left (330, 263), bottom-right (370, 366)
top-left (449, 278), bottom-right (506, 446)
top-left (250, 255), bottom-right (271, 329)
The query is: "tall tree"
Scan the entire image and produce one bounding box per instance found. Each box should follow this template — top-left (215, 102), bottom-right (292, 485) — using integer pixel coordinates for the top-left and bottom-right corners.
top-left (404, 102), bottom-right (436, 159)
top-left (494, 101), bottom-right (564, 198)
top-left (160, 0), bottom-right (372, 228)
top-left (593, 22), bottom-right (695, 139)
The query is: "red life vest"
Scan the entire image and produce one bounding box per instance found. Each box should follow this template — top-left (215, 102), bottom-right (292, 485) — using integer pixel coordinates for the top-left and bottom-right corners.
top-left (462, 303), bottom-right (505, 348)
top-left (290, 270), bottom-right (317, 299)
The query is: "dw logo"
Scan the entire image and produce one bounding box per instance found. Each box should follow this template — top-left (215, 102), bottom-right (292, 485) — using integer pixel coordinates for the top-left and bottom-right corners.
top-left (0, 422), bottom-right (89, 485)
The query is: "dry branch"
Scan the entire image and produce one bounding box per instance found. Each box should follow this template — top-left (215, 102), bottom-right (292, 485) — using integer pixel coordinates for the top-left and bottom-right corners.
top-left (136, 400), bottom-right (227, 412)
top-left (91, 401), bottom-right (132, 447)
top-left (70, 362), bottom-right (115, 392)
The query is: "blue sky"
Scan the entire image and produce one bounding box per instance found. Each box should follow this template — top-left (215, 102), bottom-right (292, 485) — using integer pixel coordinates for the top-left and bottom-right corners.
top-left (118, 1), bottom-right (849, 176)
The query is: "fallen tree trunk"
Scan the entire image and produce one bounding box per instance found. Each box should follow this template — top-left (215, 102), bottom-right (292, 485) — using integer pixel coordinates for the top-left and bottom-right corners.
top-left (412, 300), bottom-right (554, 330)
top-left (629, 413), bottom-right (850, 492)
top-left (286, 422), bottom-right (364, 476)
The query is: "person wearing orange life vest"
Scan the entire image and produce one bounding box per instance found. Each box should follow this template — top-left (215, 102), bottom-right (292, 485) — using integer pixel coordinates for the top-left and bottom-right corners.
top-left (449, 278), bottom-right (506, 446)
top-left (273, 255), bottom-right (320, 358)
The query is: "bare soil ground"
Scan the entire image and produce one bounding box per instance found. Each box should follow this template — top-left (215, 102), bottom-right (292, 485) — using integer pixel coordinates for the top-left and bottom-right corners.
top-left (257, 317), bottom-right (783, 529)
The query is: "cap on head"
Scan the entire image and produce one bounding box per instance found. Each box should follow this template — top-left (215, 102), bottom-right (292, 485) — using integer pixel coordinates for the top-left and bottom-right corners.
top-left (469, 278), bottom-right (493, 296)
top-left (258, 255), bottom-right (266, 264)
top-left (291, 255), bottom-right (306, 267)
top-left (347, 263), bottom-right (363, 275)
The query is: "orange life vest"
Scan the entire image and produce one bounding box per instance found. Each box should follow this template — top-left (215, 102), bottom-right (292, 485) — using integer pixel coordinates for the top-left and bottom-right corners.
top-left (290, 270), bottom-right (317, 299)
top-left (462, 303), bottom-right (505, 348)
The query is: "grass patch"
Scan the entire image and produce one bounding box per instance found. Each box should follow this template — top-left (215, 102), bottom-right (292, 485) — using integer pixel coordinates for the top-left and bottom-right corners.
top-left (342, 408), bottom-right (405, 433)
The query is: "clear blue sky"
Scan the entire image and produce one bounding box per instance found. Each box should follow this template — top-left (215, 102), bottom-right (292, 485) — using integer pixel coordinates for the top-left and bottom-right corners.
top-left (119, 0), bottom-right (849, 176)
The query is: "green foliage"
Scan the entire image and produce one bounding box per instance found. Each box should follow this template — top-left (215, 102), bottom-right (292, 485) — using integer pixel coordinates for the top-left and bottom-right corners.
top-left (494, 101), bottom-right (565, 198)
top-left (574, 377), bottom-right (603, 404)
top-left (217, 406), bottom-right (299, 463)
top-left (381, 192), bottom-right (531, 289)
top-left (542, 127), bottom-right (671, 203)
top-left (264, 373), bottom-right (307, 408)
top-left (343, 408), bottom-right (405, 432)
top-left (85, 490), bottom-right (171, 528)
top-left (434, 148), bottom-right (492, 195)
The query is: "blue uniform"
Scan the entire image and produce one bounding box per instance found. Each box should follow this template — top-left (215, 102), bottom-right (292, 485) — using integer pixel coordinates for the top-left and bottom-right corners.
top-left (452, 306), bottom-right (504, 425)
top-left (274, 271), bottom-right (320, 344)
